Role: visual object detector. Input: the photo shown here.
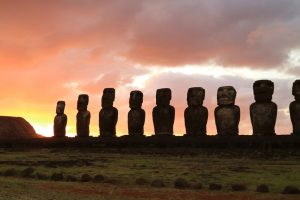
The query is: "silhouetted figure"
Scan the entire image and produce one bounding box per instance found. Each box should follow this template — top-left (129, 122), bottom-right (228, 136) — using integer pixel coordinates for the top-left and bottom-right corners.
top-left (153, 88), bottom-right (175, 136)
top-left (128, 90), bottom-right (145, 136)
top-left (99, 88), bottom-right (118, 137)
top-left (290, 80), bottom-right (300, 135)
top-left (184, 87), bottom-right (208, 136)
top-left (215, 86), bottom-right (240, 136)
top-left (250, 80), bottom-right (277, 135)
top-left (54, 101), bottom-right (67, 138)
top-left (76, 94), bottom-right (90, 137)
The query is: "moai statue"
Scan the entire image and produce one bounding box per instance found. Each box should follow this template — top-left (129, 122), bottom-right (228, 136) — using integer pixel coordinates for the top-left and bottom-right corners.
top-left (152, 88), bottom-right (175, 136)
top-left (128, 90), bottom-right (145, 136)
top-left (214, 86), bottom-right (240, 136)
top-left (290, 80), bottom-right (300, 135)
top-left (184, 87), bottom-right (208, 136)
top-left (99, 88), bottom-right (118, 137)
top-left (76, 94), bottom-right (90, 137)
top-left (250, 80), bottom-right (277, 135)
top-left (54, 101), bottom-right (67, 137)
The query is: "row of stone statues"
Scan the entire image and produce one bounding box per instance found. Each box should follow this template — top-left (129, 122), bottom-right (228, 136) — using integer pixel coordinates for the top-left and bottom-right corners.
top-left (54, 79), bottom-right (300, 138)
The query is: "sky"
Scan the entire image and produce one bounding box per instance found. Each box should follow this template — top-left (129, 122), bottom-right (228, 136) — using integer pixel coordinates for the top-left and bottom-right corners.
top-left (1, 0), bottom-right (300, 137)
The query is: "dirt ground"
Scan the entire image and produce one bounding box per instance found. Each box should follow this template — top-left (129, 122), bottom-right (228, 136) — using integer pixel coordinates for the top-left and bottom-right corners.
top-left (4, 178), bottom-right (299, 200)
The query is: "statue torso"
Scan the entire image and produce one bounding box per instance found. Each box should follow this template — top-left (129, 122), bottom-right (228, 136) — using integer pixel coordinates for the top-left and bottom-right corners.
top-left (215, 105), bottom-right (240, 135)
top-left (185, 106), bottom-right (208, 135)
top-left (250, 102), bottom-right (277, 135)
top-left (153, 105), bottom-right (175, 135)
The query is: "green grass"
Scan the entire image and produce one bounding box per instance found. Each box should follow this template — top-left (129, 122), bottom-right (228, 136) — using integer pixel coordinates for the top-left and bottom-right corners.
top-left (0, 148), bottom-right (299, 199)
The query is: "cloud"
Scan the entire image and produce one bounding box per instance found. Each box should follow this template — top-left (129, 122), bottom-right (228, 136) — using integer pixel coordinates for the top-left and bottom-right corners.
top-left (1, 0), bottom-right (300, 70)
top-left (125, 0), bottom-right (300, 67)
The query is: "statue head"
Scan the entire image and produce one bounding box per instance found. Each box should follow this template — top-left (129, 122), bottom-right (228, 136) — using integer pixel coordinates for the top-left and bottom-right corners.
top-left (292, 80), bottom-right (300, 101)
top-left (77, 94), bottom-right (89, 111)
top-left (56, 101), bottom-right (65, 115)
top-left (253, 80), bottom-right (274, 102)
top-left (101, 88), bottom-right (115, 108)
top-left (156, 88), bottom-right (172, 107)
top-left (129, 90), bottom-right (143, 109)
top-left (217, 86), bottom-right (236, 106)
top-left (187, 87), bottom-right (205, 106)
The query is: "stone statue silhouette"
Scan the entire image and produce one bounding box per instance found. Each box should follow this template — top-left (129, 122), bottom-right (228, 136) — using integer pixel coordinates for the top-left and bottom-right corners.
top-left (215, 86), bottom-right (240, 136)
top-left (290, 80), bottom-right (300, 135)
top-left (99, 88), bottom-right (118, 137)
top-left (153, 88), bottom-right (175, 136)
top-left (76, 94), bottom-right (90, 137)
top-left (128, 90), bottom-right (145, 136)
top-left (54, 101), bottom-right (67, 137)
top-left (184, 87), bottom-right (208, 136)
top-left (250, 80), bottom-right (277, 135)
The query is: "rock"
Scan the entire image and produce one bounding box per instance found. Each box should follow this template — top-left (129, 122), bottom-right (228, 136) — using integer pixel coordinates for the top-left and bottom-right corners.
top-left (151, 179), bottom-right (165, 188)
top-left (135, 178), bottom-right (148, 185)
top-left (21, 167), bottom-right (35, 177)
top-left (104, 178), bottom-right (119, 185)
top-left (44, 162), bottom-right (57, 168)
top-left (36, 173), bottom-right (49, 180)
top-left (66, 175), bottom-right (77, 182)
top-left (0, 116), bottom-right (40, 138)
top-left (174, 178), bottom-right (189, 189)
top-left (4, 168), bottom-right (16, 176)
top-left (282, 186), bottom-right (300, 194)
top-left (191, 182), bottom-right (203, 190)
top-left (231, 184), bottom-right (247, 191)
top-left (93, 174), bottom-right (104, 182)
top-left (80, 174), bottom-right (92, 182)
top-left (51, 173), bottom-right (64, 181)
top-left (209, 183), bottom-right (222, 190)
top-left (256, 184), bottom-right (269, 193)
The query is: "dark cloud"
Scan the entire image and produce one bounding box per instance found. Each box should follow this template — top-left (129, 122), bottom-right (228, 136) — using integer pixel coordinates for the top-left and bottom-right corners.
top-left (126, 0), bottom-right (300, 67)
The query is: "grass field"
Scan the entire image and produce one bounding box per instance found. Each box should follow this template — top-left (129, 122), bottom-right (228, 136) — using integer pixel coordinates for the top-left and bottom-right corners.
top-left (0, 148), bottom-right (299, 200)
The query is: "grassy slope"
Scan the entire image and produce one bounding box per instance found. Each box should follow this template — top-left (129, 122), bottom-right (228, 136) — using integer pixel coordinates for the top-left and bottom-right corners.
top-left (0, 148), bottom-right (299, 199)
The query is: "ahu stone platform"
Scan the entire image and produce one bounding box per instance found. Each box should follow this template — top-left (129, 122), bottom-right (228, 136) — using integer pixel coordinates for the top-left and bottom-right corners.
top-left (0, 135), bottom-right (299, 149)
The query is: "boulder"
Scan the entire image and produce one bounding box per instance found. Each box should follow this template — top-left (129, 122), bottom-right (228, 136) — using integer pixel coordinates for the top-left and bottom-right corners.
top-left (174, 178), bottom-right (189, 189)
top-left (282, 186), bottom-right (300, 194)
top-left (151, 179), bottom-right (165, 188)
top-left (256, 184), bottom-right (269, 193)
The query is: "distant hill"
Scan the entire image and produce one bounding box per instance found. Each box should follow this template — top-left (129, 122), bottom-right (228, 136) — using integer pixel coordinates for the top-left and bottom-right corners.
top-left (0, 116), bottom-right (42, 138)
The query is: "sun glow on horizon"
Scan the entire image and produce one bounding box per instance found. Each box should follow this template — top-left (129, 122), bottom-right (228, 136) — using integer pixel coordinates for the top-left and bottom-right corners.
top-left (33, 124), bottom-right (76, 137)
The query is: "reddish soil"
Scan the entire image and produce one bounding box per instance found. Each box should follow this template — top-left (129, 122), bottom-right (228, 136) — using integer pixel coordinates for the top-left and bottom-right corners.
top-left (33, 182), bottom-right (299, 200)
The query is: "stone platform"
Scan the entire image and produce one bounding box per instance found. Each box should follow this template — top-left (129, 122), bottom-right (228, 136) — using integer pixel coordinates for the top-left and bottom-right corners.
top-left (0, 135), bottom-right (299, 149)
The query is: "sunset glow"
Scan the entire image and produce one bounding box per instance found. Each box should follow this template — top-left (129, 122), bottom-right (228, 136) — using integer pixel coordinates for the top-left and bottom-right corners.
top-left (1, 0), bottom-right (300, 137)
